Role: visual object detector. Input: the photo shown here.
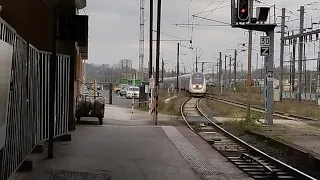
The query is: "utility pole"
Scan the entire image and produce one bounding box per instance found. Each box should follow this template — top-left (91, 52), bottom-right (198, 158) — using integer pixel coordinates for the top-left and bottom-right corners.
top-left (212, 65), bottom-right (215, 83)
top-left (246, 0), bottom-right (253, 115)
top-left (216, 59), bottom-right (219, 86)
top-left (161, 58), bottom-right (164, 82)
top-left (229, 56), bottom-right (232, 90)
top-left (289, 53), bottom-right (292, 92)
top-left (148, 0), bottom-right (153, 120)
top-left (154, 0), bottom-right (162, 125)
top-left (234, 49), bottom-right (237, 87)
top-left (195, 48), bottom-right (198, 72)
top-left (260, 56), bottom-right (263, 83)
top-left (292, 32), bottom-right (296, 92)
top-left (201, 62), bottom-right (205, 73)
top-left (176, 43), bottom-right (180, 91)
top-left (125, 60), bottom-right (128, 80)
top-left (317, 51), bottom-right (320, 93)
top-left (148, 0), bottom-right (153, 82)
top-left (297, 6), bottom-right (304, 103)
top-left (241, 64), bottom-right (244, 84)
top-left (256, 53), bottom-right (259, 80)
top-left (279, 7), bottom-right (286, 101)
top-left (303, 43), bottom-right (307, 93)
top-left (219, 52), bottom-right (222, 88)
top-left (224, 55), bottom-right (227, 90)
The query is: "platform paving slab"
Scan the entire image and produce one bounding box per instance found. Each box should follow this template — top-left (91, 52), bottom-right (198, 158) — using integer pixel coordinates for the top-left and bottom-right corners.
top-left (9, 125), bottom-right (253, 180)
top-left (9, 126), bottom-right (201, 180)
top-left (176, 126), bottom-right (253, 180)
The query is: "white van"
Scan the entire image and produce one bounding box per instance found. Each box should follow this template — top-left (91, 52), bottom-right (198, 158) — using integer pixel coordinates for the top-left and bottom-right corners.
top-left (126, 86), bottom-right (140, 99)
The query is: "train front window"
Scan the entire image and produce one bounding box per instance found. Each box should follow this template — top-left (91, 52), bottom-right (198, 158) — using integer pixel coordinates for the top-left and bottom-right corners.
top-left (192, 73), bottom-right (204, 84)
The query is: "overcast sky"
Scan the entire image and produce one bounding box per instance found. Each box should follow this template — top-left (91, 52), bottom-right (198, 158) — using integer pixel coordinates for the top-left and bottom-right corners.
top-left (81, 0), bottom-right (320, 73)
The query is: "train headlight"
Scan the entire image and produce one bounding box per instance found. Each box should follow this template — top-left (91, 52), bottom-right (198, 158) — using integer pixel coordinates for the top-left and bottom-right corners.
top-left (199, 84), bottom-right (203, 88)
top-left (192, 84), bottom-right (196, 88)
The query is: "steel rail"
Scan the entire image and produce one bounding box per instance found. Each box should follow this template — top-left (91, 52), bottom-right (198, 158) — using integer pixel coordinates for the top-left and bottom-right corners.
top-left (180, 97), bottom-right (317, 180)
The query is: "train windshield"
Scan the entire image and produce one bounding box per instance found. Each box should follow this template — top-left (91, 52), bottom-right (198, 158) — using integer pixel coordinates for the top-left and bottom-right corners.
top-left (191, 73), bottom-right (204, 84)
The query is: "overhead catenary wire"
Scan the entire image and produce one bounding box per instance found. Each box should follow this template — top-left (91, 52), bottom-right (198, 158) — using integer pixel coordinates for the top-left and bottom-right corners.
top-left (192, 0), bottom-right (227, 29)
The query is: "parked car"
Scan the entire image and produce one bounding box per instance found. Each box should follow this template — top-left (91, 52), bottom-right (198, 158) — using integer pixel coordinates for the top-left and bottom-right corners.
top-left (119, 86), bottom-right (128, 96)
top-left (126, 86), bottom-right (140, 99)
top-left (113, 84), bottom-right (126, 94)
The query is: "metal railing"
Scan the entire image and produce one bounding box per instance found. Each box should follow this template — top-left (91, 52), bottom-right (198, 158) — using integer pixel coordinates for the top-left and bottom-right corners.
top-left (0, 17), bottom-right (70, 180)
top-left (282, 92), bottom-right (319, 103)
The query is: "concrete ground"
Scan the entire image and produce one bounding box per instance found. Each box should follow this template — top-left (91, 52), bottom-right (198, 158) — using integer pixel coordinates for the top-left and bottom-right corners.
top-left (256, 119), bottom-right (320, 157)
top-left (9, 99), bottom-right (253, 180)
top-left (214, 116), bottom-right (320, 158)
top-left (78, 104), bottom-right (184, 127)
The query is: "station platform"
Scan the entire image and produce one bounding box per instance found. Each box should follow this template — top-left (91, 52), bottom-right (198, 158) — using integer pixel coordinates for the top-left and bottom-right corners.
top-left (10, 125), bottom-right (252, 180)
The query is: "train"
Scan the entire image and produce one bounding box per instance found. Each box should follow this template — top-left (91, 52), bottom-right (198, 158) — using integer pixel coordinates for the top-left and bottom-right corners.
top-left (163, 72), bottom-right (207, 97)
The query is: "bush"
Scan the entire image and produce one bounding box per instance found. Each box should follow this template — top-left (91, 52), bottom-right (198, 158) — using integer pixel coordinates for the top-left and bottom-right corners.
top-left (223, 113), bottom-right (262, 134)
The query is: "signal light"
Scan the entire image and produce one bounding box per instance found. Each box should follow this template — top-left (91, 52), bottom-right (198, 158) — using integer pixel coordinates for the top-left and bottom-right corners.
top-left (237, 0), bottom-right (249, 22)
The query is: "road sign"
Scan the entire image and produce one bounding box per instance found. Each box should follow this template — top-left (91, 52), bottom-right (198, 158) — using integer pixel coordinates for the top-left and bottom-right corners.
top-left (267, 71), bottom-right (273, 81)
top-left (149, 78), bottom-right (155, 89)
top-left (260, 36), bottom-right (270, 46)
top-left (260, 46), bottom-right (270, 56)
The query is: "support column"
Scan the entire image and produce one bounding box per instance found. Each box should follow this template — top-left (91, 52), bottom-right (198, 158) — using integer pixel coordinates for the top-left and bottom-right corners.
top-left (224, 55), bottom-right (227, 90)
top-left (229, 57), bottom-right (232, 89)
top-left (317, 51), bottom-right (320, 93)
top-left (279, 8), bottom-right (285, 101)
top-left (176, 43), bottom-right (180, 91)
top-left (297, 6), bottom-right (304, 102)
top-left (218, 52), bottom-right (222, 88)
top-left (265, 29), bottom-right (275, 125)
top-left (234, 50), bottom-right (237, 87)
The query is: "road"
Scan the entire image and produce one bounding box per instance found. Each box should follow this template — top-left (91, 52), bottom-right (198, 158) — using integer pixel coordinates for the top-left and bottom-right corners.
top-left (98, 90), bottom-right (145, 108)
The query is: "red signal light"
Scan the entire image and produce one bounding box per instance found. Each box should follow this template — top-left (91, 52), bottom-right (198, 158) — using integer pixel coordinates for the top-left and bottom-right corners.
top-left (241, 8), bottom-right (246, 13)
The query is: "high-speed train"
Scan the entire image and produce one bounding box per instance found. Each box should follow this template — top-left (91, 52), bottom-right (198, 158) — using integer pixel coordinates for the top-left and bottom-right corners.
top-left (163, 72), bottom-right (206, 97)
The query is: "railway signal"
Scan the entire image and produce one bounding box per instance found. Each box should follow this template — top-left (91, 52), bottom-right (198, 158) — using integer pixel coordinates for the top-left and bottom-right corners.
top-left (237, 0), bottom-right (249, 22)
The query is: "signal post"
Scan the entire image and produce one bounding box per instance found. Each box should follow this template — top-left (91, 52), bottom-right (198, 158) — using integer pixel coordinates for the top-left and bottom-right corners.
top-left (231, 0), bottom-right (276, 125)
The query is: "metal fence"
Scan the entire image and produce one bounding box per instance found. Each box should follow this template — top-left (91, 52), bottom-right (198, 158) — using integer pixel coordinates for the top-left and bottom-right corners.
top-left (0, 18), bottom-right (70, 180)
top-left (282, 92), bottom-right (320, 104)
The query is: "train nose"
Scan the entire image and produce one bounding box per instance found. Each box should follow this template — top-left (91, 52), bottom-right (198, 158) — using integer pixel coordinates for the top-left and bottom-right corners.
top-left (193, 84), bottom-right (203, 89)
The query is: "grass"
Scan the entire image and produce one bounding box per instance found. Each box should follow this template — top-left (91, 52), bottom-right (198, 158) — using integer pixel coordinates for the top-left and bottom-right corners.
top-left (135, 90), bottom-right (188, 116)
top-left (270, 135), bottom-right (293, 145)
top-left (308, 123), bottom-right (320, 129)
top-left (158, 91), bottom-right (190, 116)
top-left (211, 87), bottom-right (320, 119)
top-left (207, 99), bottom-right (263, 118)
top-left (222, 114), bottom-right (262, 136)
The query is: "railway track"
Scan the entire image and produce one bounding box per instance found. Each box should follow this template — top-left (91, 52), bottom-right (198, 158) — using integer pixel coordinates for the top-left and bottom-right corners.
top-left (205, 94), bottom-right (319, 122)
top-left (181, 97), bottom-right (316, 180)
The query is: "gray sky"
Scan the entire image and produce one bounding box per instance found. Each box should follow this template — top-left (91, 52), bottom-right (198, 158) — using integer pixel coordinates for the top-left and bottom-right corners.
top-left (81, 0), bottom-right (320, 73)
